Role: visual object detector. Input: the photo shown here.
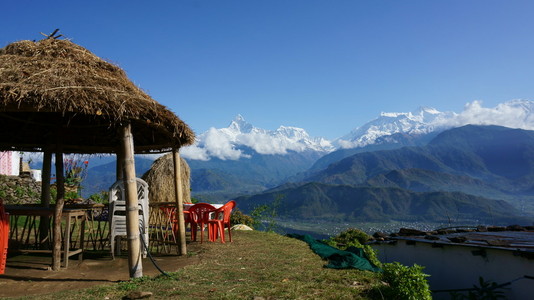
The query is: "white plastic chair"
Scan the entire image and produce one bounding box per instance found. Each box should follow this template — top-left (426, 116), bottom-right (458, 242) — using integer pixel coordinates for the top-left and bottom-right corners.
top-left (109, 178), bottom-right (149, 259)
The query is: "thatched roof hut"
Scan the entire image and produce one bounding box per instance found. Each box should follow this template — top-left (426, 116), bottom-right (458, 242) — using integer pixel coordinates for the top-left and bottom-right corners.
top-left (0, 38), bottom-right (194, 153)
top-left (0, 36), bottom-right (194, 275)
top-left (142, 153), bottom-right (191, 203)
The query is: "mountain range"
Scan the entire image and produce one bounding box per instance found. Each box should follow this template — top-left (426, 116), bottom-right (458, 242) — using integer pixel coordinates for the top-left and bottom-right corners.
top-left (182, 100), bottom-right (534, 198)
top-left (77, 100), bottom-right (534, 225)
top-left (235, 125), bottom-right (534, 224)
top-left (308, 125), bottom-right (534, 188)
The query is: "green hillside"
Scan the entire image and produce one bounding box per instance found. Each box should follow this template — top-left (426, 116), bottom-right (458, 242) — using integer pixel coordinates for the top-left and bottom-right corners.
top-left (306, 125), bottom-right (534, 200)
top-left (365, 168), bottom-right (511, 199)
top-left (187, 148), bottom-right (324, 201)
top-left (235, 182), bottom-right (530, 225)
top-left (310, 131), bottom-right (437, 171)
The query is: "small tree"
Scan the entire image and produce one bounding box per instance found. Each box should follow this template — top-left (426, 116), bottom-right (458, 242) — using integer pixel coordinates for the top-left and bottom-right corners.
top-left (250, 194), bottom-right (283, 232)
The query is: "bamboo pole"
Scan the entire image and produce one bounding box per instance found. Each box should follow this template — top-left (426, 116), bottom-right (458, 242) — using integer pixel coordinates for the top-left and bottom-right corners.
top-left (52, 150), bottom-right (65, 271)
top-left (39, 149), bottom-right (52, 247)
top-left (173, 149), bottom-right (187, 255)
top-left (120, 123), bottom-right (143, 278)
top-left (115, 146), bottom-right (124, 255)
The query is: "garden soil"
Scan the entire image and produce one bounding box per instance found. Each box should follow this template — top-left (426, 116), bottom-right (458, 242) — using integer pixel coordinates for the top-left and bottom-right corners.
top-left (0, 246), bottom-right (202, 298)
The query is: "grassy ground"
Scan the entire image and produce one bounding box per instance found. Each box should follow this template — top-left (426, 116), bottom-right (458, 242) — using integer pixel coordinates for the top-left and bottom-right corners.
top-left (18, 230), bottom-right (384, 300)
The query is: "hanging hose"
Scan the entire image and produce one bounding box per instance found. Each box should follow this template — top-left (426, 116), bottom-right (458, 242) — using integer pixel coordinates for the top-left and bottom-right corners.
top-left (139, 226), bottom-right (173, 278)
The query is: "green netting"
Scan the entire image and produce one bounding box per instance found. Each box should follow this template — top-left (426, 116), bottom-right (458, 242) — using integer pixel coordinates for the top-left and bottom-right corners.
top-left (287, 234), bottom-right (382, 272)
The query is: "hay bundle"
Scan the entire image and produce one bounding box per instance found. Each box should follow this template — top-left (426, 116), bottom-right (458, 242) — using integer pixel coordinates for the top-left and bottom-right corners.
top-left (142, 153), bottom-right (191, 203)
top-left (0, 38), bottom-right (194, 153)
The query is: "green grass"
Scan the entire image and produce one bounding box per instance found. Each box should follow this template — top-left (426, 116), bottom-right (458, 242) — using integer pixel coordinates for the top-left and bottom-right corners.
top-left (20, 230), bottom-right (384, 299)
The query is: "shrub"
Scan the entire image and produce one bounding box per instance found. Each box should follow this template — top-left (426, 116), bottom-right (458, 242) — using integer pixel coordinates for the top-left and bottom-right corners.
top-left (325, 228), bottom-right (381, 268)
top-left (50, 188), bottom-right (81, 203)
top-left (327, 228), bottom-right (371, 248)
top-left (88, 191), bottom-right (109, 203)
top-left (230, 208), bottom-right (255, 228)
top-left (380, 262), bottom-right (432, 300)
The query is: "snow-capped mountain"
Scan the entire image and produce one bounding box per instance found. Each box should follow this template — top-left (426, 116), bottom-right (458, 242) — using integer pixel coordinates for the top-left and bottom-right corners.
top-left (181, 115), bottom-right (334, 161)
top-left (336, 100), bottom-right (534, 149)
top-left (335, 107), bottom-right (456, 149)
top-left (181, 100), bottom-right (534, 162)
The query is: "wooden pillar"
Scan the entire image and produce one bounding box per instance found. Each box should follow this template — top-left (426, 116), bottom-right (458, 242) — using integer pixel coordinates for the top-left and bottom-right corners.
top-left (173, 149), bottom-right (187, 255)
top-left (39, 149), bottom-right (52, 247)
top-left (41, 150), bottom-right (52, 207)
top-left (52, 150), bottom-right (65, 271)
top-left (120, 123), bottom-right (143, 278)
top-left (115, 146), bottom-right (125, 255)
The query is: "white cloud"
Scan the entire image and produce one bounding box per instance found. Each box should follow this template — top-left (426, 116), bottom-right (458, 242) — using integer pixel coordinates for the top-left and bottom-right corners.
top-left (336, 139), bottom-right (358, 149)
top-left (203, 128), bottom-right (245, 160)
top-left (180, 144), bottom-right (210, 161)
top-left (432, 100), bottom-right (534, 130)
top-left (237, 131), bottom-right (310, 155)
top-left (182, 128), bottom-right (246, 161)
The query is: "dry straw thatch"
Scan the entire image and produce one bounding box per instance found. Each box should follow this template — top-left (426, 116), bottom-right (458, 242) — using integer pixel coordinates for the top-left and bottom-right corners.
top-left (0, 38), bottom-right (194, 154)
top-left (142, 153), bottom-right (191, 203)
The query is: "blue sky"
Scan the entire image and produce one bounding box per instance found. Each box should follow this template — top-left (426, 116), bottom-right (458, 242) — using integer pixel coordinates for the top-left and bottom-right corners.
top-left (3, 0), bottom-right (534, 139)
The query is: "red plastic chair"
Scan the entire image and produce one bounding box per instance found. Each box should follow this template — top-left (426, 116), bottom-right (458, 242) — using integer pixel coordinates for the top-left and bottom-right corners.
top-left (0, 200), bottom-right (8, 274)
top-left (208, 200), bottom-right (236, 243)
top-left (188, 203), bottom-right (216, 243)
top-left (159, 203), bottom-right (192, 238)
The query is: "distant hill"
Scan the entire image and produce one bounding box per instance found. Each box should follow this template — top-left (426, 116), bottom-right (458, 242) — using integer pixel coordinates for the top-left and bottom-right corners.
top-left (186, 147), bottom-right (324, 201)
top-left (365, 168), bottom-right (511, 200)
top-left (310, 131), bottom-right (439, 172)
top-left (306, 125), bottom-right (534, 199)
top-left (428, 125), bottom-right (534, 182)
top-left (81, 157), bottom-right (154, 197)
top-left (235, 182), bottom-right (530, 225)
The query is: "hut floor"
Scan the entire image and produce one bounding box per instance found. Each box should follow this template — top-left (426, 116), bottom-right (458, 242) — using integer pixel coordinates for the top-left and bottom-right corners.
top-left (0, 246), bottom-right (201, 298)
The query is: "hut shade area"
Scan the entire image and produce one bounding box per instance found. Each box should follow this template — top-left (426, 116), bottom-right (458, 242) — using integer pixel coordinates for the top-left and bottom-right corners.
top-left (143, 153), bottom-right (191, 203)
top-left (0, 37), bottom-right (195, 274)
top-left (0, 39), bottom-right (194, 153)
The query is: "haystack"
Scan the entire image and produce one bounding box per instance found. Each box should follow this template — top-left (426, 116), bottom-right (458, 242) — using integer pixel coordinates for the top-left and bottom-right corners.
top-left (142, 153), bottom-right (191, 203)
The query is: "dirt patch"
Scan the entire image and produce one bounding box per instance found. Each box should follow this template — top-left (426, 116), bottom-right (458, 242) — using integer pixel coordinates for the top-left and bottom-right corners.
top-left (0, 246), bottom-right (202, 298)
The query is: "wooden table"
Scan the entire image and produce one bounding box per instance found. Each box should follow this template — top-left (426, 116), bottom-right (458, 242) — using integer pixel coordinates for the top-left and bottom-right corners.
top-left (5, 205), bottom-right (86, 268)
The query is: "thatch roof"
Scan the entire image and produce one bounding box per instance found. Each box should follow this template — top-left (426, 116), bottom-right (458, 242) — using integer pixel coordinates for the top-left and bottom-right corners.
top-left (0, 38), bottom-right (195, 154)
top-left (142, 153), bottom-right (191, 203)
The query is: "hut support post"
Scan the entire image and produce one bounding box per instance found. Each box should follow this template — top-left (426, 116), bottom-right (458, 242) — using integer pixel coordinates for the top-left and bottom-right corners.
top-left (173, 150), bottom-right (187, 255)
top-left (115, 146), bottom-right (124, 255)
top-left (52, 150), bottom-right (65, 271)
top-left (39, 149), bottom-right (52, 246)
top-left (121, 123), bottom-right (143, 278)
